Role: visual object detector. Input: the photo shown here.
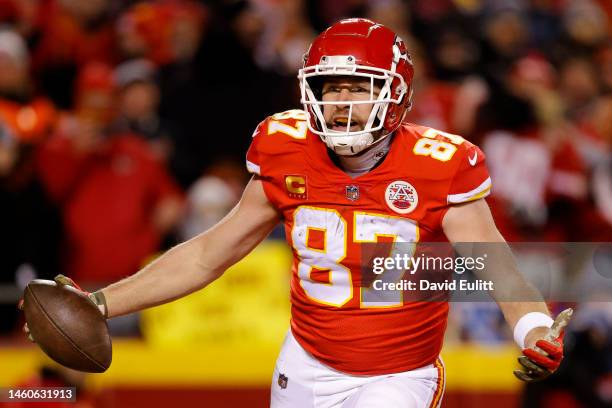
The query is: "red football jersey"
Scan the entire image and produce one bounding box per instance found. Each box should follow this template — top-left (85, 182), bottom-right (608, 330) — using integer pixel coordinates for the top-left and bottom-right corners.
top-left (246, 110), bottom-right (491, 375)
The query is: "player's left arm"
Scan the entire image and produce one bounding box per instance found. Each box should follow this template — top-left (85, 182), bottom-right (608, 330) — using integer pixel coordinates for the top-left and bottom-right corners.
top-left (442, 199), bottom-right (572, 382)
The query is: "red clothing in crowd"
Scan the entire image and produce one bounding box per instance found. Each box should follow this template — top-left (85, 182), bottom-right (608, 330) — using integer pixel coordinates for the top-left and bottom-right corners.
top-left (32, 0), bottom-right (117, 70)
top-left (406, 82), bottom-right (459, 134)
top-left (483, 128), bottom-right (588, 242)
top-left (37, 132), bottom-right (182, 282)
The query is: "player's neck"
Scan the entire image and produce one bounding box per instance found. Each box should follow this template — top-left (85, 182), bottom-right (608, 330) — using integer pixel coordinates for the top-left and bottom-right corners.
top-left (336, 136), bottom-right (392, 178)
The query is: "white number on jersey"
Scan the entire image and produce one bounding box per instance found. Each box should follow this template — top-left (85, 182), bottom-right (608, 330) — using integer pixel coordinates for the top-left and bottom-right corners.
top-left (291, 206), bottom-right (418, 308)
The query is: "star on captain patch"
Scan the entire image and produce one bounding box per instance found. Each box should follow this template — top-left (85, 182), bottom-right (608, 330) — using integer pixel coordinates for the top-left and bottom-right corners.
top-left (345, 185), bottom-right (360, 201)
top-left (278, 373), bottom-right (289, 389)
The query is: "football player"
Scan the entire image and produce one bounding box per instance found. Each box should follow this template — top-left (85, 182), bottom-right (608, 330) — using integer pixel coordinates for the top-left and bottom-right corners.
top-left (25, 19), bottom-right (571, 407)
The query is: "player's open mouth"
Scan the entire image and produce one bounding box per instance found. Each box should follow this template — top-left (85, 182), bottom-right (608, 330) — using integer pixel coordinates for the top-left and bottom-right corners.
top-left (329, 118), bottom-right (360, 132)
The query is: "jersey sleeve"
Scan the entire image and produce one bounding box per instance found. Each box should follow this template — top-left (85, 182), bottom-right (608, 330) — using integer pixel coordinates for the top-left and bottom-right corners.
top-left (447, 143), bottom-right (492, 204)
top-left (245, 119), bottom-right (266, 176)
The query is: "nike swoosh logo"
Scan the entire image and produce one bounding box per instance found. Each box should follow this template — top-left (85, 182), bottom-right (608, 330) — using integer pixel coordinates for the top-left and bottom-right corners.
top-left (468, 151), bottom-right (478, 166)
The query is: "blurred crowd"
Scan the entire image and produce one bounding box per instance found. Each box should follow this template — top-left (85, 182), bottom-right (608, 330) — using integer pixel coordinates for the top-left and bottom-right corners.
top-left (0, 0), bottom-right (610, 405)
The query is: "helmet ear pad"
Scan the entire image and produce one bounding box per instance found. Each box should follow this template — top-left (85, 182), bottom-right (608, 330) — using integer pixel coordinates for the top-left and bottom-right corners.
top-left (383, 43), bottom-right (414, 132)
top-left (384, 82), bottom-right (409, 131)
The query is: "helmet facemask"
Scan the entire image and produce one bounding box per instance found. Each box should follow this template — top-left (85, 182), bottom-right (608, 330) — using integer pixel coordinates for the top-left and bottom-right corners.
top-left (299, 55), bottom-right (408, 156)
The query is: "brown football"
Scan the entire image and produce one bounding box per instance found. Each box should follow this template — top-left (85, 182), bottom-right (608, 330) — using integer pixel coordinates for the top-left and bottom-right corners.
top-left (22, 279), bottom-right (112, 373)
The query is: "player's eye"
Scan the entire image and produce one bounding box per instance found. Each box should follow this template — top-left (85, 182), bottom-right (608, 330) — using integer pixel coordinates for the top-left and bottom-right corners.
top-left (323, 86), bottom-right (341, 94)
top-left (350, 86), bottom-right (370, 93)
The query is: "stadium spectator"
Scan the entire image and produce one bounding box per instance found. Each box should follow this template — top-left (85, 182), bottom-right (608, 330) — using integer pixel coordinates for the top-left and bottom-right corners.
top-left (0, 28), bottom-right (60, 333)
top-left (110, 59), bottom-right (175, 162)
top-left (37, 62), bottom-right (184, 284)
top-left (405, 38), bottom-right (488, 137)
top-left (116, 2), bottom-right (171, 64)
top-left (156, 0), bottom-right (298, 186)
top-left (243, 0), bottom-right (314, 75)
top-left (178, 159), bottom-right (246, 241)
top-left (0, 28), bottom-right (56, 143)
top-left (366, 0), bottom-right (411, 43)
top-left (525, 0), bottom-right (564, 53)
top-left (561, 0), bottom-right (609, 53)
top-left (479, 55), bottom-right (588, 241)
top-left (116, 0), bottom-right (207, 66)
top-left (32, 0), bottom-right (117, 108)
top-left (123, 0), bottom-right (213, 186)
top-left (559, 57), bottom-right (601, 121)
top-left (574, 94), bottom-right (612, 241)
top-left (480, 7), bottom-right (530, 84)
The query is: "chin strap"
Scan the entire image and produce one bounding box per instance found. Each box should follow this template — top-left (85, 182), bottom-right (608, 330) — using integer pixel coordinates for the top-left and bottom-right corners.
top-left (325, 132), bottom-right (373, 155)
top-left (337, 134), bottom-right (391, 177)
top-left (331, 130), bottom-right (391, 156)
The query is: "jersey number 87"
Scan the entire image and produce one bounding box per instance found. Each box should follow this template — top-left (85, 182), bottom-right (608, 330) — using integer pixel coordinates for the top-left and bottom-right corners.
top-left (291, 206), bottom-right (418, 309)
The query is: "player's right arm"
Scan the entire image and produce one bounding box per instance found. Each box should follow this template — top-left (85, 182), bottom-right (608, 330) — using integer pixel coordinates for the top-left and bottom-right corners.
top-left (99, 175), bottom-right (280, 318)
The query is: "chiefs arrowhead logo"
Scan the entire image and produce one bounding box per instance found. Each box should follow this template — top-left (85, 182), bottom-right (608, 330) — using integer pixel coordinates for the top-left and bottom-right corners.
top-left (385, 180), bottom-right (418, 214)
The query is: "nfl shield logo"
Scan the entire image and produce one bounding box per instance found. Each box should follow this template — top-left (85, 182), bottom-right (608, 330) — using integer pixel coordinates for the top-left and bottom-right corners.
top-left (278, 373), bottom-right (288, 389)
top-left (345, 185), bottom-right (360, 201)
